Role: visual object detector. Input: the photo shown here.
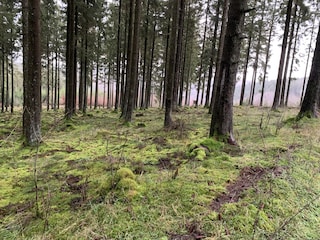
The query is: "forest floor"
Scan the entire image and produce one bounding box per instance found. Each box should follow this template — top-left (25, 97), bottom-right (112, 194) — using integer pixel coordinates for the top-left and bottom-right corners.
top-left (0, 106), bottom-right (319, 239)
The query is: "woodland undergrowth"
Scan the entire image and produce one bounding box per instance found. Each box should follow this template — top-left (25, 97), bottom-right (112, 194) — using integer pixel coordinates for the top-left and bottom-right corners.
top-left (0, 106), bottom-right (319, 239)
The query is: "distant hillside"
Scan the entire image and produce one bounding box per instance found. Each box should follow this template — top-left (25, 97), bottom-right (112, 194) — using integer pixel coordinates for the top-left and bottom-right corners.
top-left (234, 78), bottom-right (305, 107)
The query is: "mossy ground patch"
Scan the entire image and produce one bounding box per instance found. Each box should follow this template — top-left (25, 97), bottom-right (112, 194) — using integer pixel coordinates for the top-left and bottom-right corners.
top-left (0, 107), bottom-right (319, 239)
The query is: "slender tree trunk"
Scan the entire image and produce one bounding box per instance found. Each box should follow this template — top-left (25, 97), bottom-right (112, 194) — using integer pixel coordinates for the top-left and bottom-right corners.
top-left (83, 28), bottom-right (88, 113)
top-left (120, 3), bottom-right (128, 108)
top-left (162, 19), bottom-right (171, 109)
top-left (140, 0), bottom-right (150, 109)
top-left (195, 0), bottom-right (210, 107)
top-left (47, 35), bottom-right (50, 111)
top-left (285, 8), bottom-right (301, 106)
top-left (89, 67), bottom-right (93, 109)
top-left (272, 0), bottom-right (293, 110)
top-left (249, 0), bottom-right (266, 106)
top-left (65, 0), bottom-right (76, 119)
top-left (6, 56), bottom-right (9, 112)
top-left (10, 54), bottom-right (14, 113)
top-left (146, 20), bottom-right (156, 109)
top-left (57, 58), bottom-right (60, 109)
top-left (1, 54), bottom-right (5, 113)
top-left (260, 0), bottom-right (277, 106)
top-left (115, 0), bottom-right (122, 111)
top-left (280, 3), bottom-right (297, 107)
top-left (79, 38), bottom-right (85, 112)
top-left (172, 0), bottom-right (185, 111)
top-left (51, 53), bottom-right (54, 109)
top-left (54, 50), bottom-right (58, 110)
top-left (239, 0), bottom-right (257, 106)
top-left (205, 0), bottom-right (221, 108)
top-left (178, 1), bottom-right (191, 107)
top-left (94, 35), bottom-right (100, 109)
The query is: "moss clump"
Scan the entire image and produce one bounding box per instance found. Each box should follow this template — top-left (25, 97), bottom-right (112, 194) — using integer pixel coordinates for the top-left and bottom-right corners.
top-left (200, 138), bottom-right (224, 152)
top-left (117, 178), bottom-right (138, 191)
top-left (192, 148), bottom-right (207, 161)
top-left (116, 167), bottom-right (135, 180)
top-left (188, 138), bottom-right (223, 161)
top-left (98, 168), bottom-right (140, 200)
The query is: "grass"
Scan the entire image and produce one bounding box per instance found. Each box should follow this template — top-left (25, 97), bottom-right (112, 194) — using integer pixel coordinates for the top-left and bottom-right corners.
top-left (0, 106), bottom-right (319, 239)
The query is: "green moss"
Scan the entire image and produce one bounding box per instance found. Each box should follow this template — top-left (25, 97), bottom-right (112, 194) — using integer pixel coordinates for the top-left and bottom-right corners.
top-left (193, 148), bottom-right (207, 161)
top-left (116, 167), bottom-right (135, 180)
top-left (117, 178), bottom-right (138, 191)
top-left (0, 107), bottom-right (319, 239)
top-left (200, 138), bottom-right (224, 152)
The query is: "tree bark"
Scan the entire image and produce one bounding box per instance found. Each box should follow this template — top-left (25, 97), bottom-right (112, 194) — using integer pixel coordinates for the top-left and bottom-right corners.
top-left (23, 0), bottom-right (42, 145)
top-left (209, 0), bottom-right (247, 144)
top-left (65, 0), bottom-right (76, 119)
top-left (298, 25), bottom-right (320, 119)
top-left (164, 0), bottom-right (180, 127)
top-left (209, 0), bottom-right (229, 114)
top-left (205, 0), bottom-right (221, 108)
top-left (115, 0), bottom-right (122, 111)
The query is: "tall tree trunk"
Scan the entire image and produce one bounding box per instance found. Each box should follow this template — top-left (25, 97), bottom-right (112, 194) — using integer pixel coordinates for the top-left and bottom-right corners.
top-left (79, 37), bottom-right (85, 112)
top-left (22, 0), bottom-right (28, 129)
top-left (115, 0), bottom-right (122, 111)
top-left (46, 35), bottom-right (50, 111)
top-left (120, 2), bottom-right (128, 109)
top-left (195, 0), bottom-right (210, 107)
top-left (94, 36), bottom-right (100, 109)
top-left (124, 0), bottom-right (141, 122)
top-left (210, 0), bottom-right (247, 145)
top-left (10, 54), bottom-right (14, 113)
top-left (249, 0), bottom-right (266, 106)
top-left (172, 0), bottom-right (185, 111)
top-left (280, 3), bottom-right (297, 107)
top-left (57, 58), bottom-right (60, 109)
top-left (146, 20), bottom-right (156, 109)
top-left (300, 15), bottom-right (316, 105)
top-left (272, 0), bottom-right (293, 110)
top-left (54, 50), bottom-right (58, 110)
top-left (6, 56), bottom-right (9, 112)
top-left (140, 0), bottom-right (150, 109)
top-left (164, 0), bottom-right (180, 127)
top-left (260, 0), bottom-right (277, 106)
top-left (285, 7), bottom-right (301, 106)
top-left (121, 0), bottom-right (135, 118)
top-left (239, 0), bottom-right (257, 106)
top-left (205, 0), bottom-right (221, 108)
top-left (178, 1), bottom-right (191, 107)
top-left (209, 0), bottom-right (229, 114)
top-left (298, 25), bottom-right (320, 119)
top-left (162, 19), bottom-right (171, 109)
top-left (1, 54), bottom-right (5, 113)
top-left (83, 28), bottom-right (88, 113)
top-left (65, 0), bottom-right (76, 119)
top-left (23, 0), bottom-right (42, 145)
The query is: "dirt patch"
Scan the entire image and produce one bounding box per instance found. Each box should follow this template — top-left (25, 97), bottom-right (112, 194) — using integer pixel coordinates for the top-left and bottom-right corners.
top-left (152, 136), bottom-right (167, 146)
top-left (157, 158), bottom-right (175, 170)
top-left (211, 166), bottom-right (283, 212)
top-left (0, 201), bottom-right (33, 217)
top-left (169, 221), bottom-right (206, 240)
